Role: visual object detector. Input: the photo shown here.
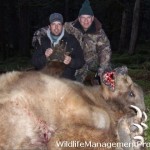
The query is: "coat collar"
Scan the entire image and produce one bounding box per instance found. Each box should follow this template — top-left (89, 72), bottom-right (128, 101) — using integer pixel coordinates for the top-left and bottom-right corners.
top-left (73, 17), bottom-right (102, 34)
top-left (47, 27), bottom-right (65, 46)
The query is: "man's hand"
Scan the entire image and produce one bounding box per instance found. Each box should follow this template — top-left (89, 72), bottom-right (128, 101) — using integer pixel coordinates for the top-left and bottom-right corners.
top-left (45, 48), bottom-right (53, 58)
top-left (63, 55), bottom-right (71, 65)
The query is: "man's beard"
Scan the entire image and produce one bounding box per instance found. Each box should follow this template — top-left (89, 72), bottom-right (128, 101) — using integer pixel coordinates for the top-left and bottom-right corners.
top-left (51, 30), bottom-right (61, 36)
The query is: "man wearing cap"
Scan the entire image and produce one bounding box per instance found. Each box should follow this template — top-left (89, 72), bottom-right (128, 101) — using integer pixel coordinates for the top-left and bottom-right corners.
top-left (32, 13), bottom-right (85, 80)
top-left (64, 0), bottom-right (112, 83)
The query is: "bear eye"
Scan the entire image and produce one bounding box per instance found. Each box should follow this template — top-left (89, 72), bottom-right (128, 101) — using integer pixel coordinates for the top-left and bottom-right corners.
top-left (129, 91), bottom-right (135, 97)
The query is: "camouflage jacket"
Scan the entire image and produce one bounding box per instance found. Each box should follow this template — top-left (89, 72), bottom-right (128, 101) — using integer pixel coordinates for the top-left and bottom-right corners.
top-left (32, 26), bottom-right (49, 49)
top-left (64, 18), bottom-right (112, 73)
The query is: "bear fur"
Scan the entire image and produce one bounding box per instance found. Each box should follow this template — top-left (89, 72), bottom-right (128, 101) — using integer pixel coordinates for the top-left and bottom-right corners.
top-left (0, 70), bottom-right (146, 150)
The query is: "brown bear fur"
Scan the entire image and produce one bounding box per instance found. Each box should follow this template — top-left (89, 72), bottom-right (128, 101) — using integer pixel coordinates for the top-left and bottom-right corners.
top-left (0, 71), bottom-right (145, 150)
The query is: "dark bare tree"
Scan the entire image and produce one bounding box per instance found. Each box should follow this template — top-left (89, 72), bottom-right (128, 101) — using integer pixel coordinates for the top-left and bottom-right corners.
top-left (18, 0), bottom-right (30, 56)
top-left (65, 0), bottom-right (69, 21)
top-left (118, 1), bottom-right (130, 52)
top-left (129, 0), bottom-right (141, 54)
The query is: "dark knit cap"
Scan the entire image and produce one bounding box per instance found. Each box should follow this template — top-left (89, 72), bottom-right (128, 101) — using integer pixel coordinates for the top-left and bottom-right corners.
top-left (79, 0), bottom-right (94, 16)
top-left (49, 13), bottom-right (63, 24)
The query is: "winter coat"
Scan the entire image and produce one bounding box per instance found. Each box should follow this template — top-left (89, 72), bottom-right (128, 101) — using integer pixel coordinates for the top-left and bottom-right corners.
top-left (32, 28), bottom-right (85, 80)
top-left (64, 18), bottom-right (112, 74)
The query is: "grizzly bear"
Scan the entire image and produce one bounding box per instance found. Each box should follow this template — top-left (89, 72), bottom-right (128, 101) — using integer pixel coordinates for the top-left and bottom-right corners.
top-left (0, 67), bottom-right (147, 150)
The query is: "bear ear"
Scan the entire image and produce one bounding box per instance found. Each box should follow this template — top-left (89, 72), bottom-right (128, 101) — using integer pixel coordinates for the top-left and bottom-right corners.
top-left (102, 71), bottom-right (115, 91)
top-left (101, 66), bottom-right (128, 91)
top-left (114, 66), bottom-right (128, 75)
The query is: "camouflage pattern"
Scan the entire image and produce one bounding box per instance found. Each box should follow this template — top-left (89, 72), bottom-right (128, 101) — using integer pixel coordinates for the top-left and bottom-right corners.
top-left (32, 26), bottom-right (48, 48)
top-left (64, 18), bottom-right (112, 82)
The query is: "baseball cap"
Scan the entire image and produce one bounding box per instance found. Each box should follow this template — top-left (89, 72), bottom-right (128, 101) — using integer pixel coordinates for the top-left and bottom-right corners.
top-left (49, 13), bottom-right (63, 24)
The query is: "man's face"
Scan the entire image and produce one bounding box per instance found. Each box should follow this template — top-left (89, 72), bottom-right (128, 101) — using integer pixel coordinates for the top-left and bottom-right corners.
top-left (78, 15), bottom-right (94, 31)
top-left (50, 21), bottom-right (63, 36)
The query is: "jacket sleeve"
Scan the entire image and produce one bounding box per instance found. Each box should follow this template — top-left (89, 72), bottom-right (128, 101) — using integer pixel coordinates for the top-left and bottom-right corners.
top-left (97, 29), bottom-right (112, 73)
top-left (32, 26), bottom-right (49, 48)
top-left (31, 37), bottom-right (51, 70)
top-left (68, 35), bottom-right (85, 69)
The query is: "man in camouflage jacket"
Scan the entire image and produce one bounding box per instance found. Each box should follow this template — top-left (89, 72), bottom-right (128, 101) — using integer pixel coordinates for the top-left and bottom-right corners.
top-left (64, 0), bottom-right (112, 83)
top-left (32, 13), bottom-right (85, 80)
